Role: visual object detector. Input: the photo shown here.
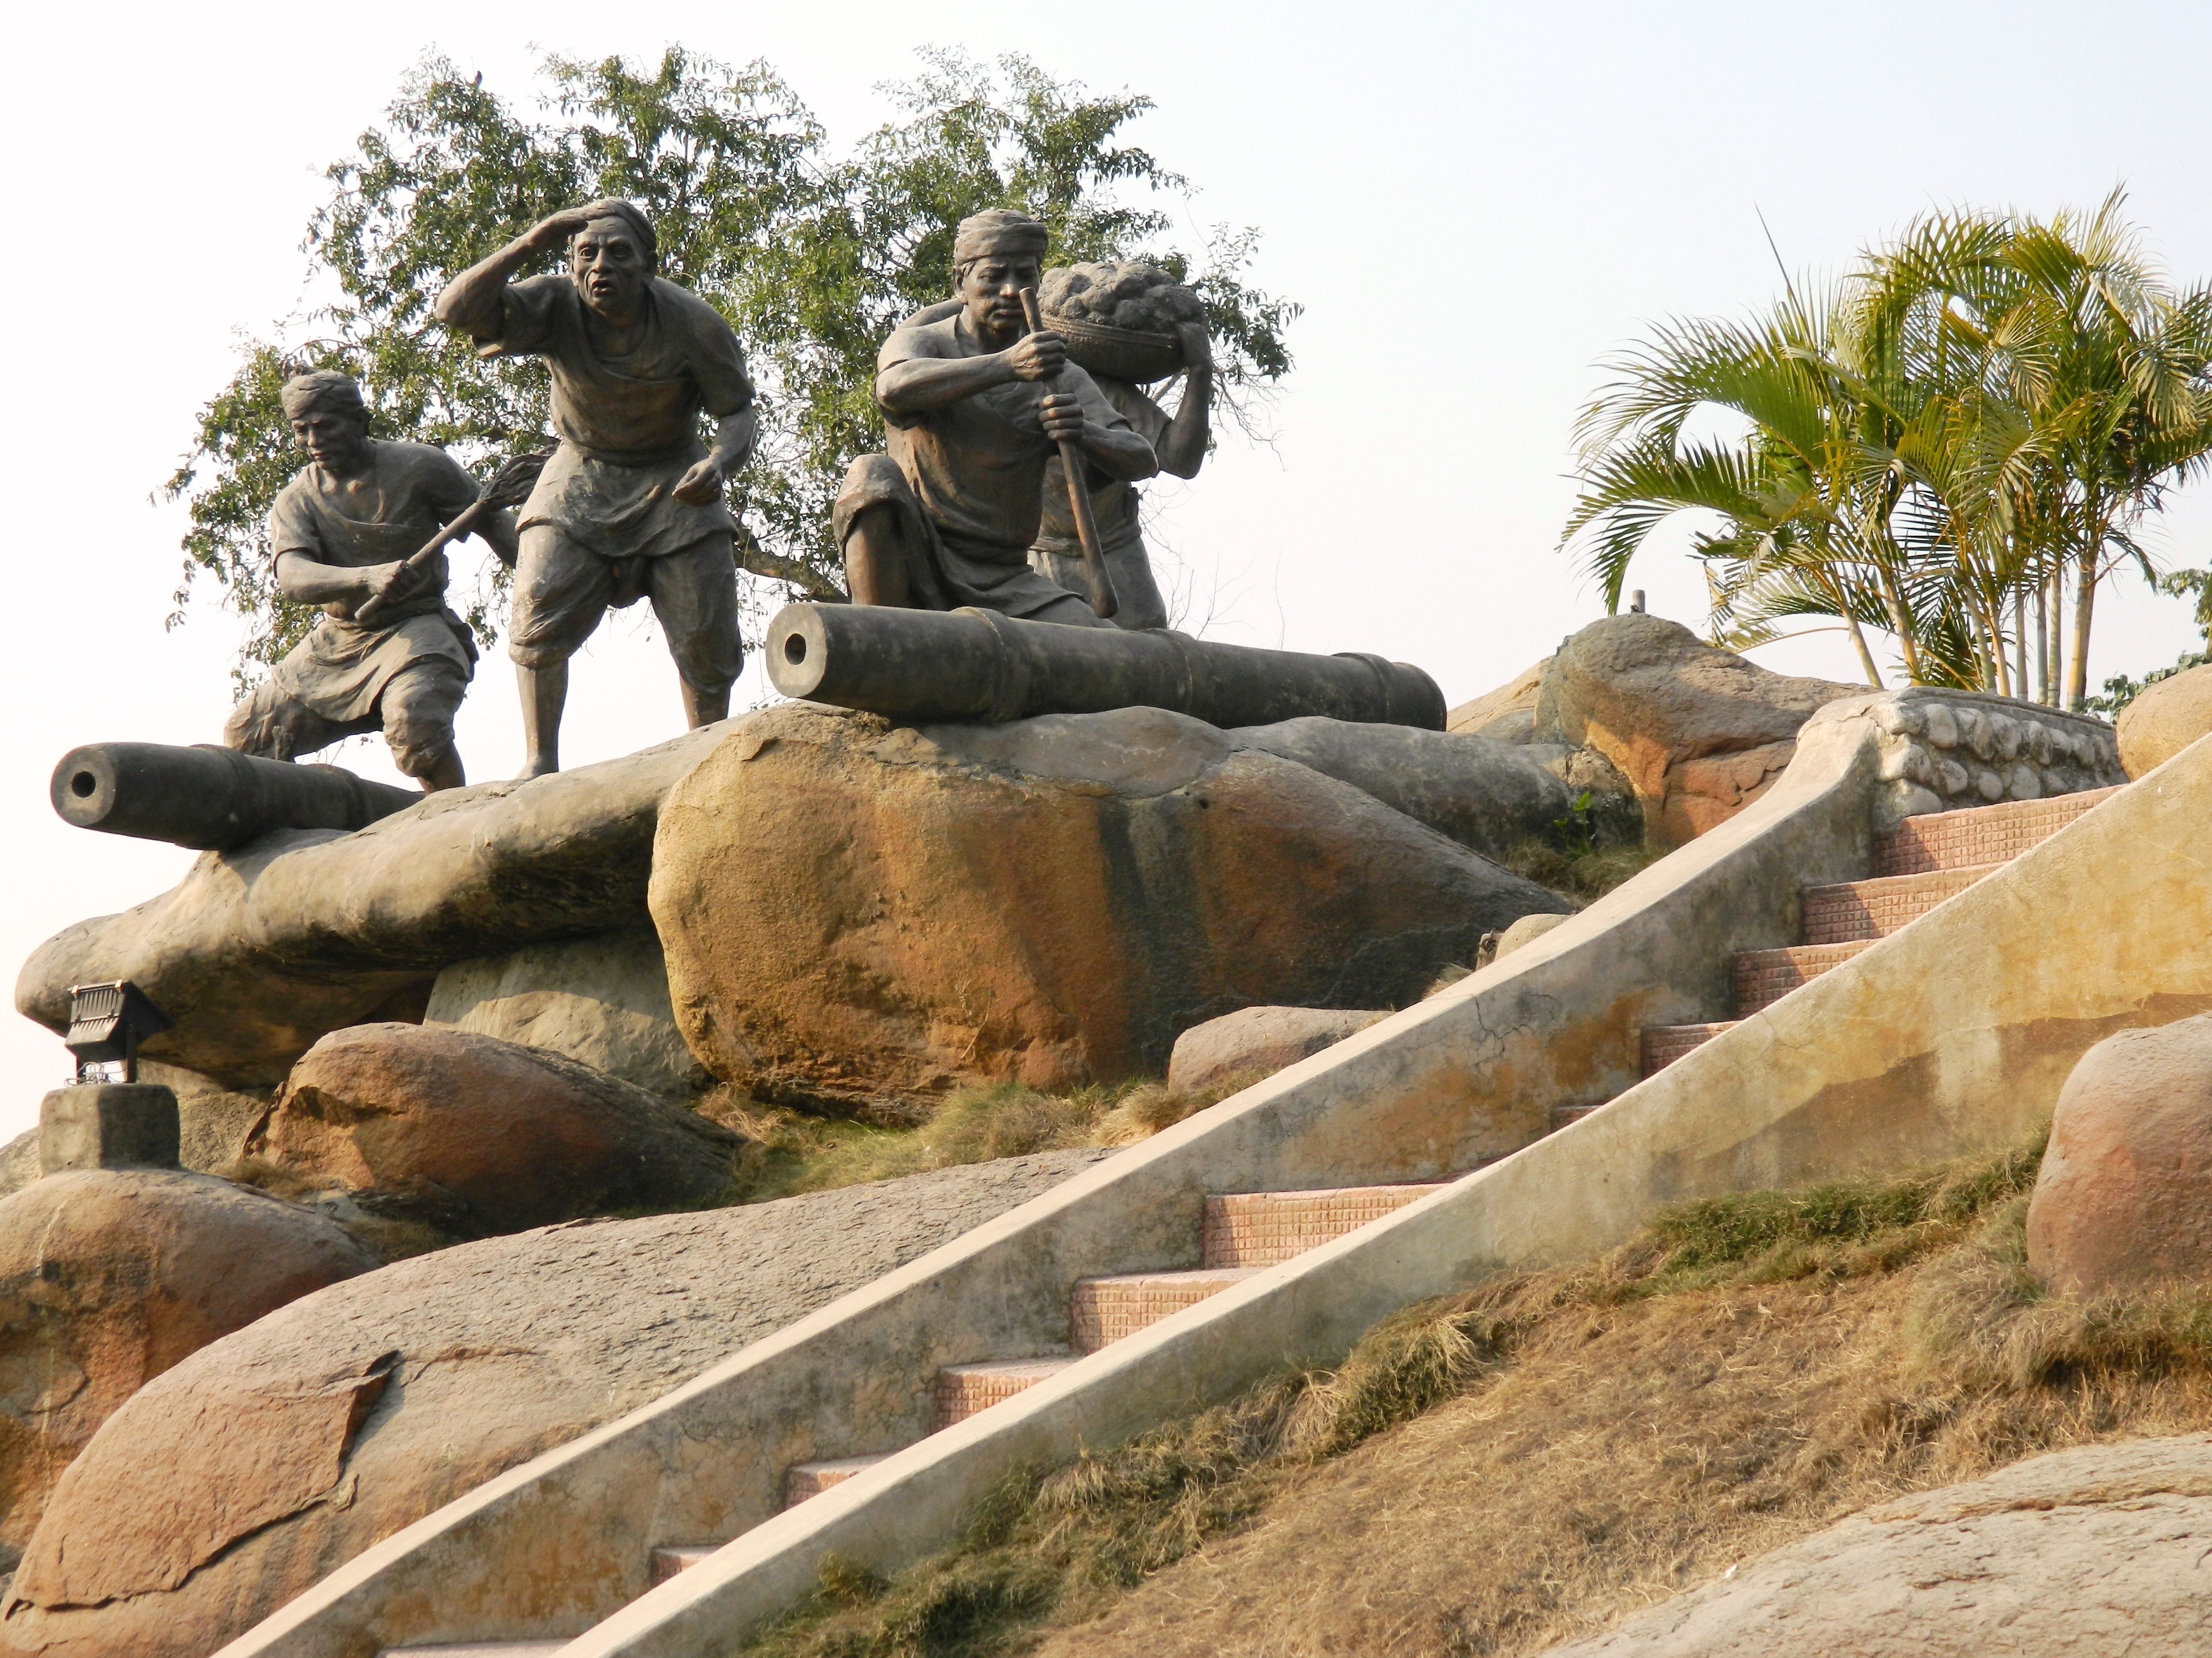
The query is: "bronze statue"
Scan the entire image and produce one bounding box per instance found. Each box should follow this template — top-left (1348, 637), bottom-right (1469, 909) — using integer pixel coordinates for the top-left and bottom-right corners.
top-left (223, 372), bottom-right (515, 792)
top-left (435, 199), bottom-right (757, 776)
top-left (835, 209), bottom-right (1157, 627)
top-left (1028, 263), bottom-right (1214, 632)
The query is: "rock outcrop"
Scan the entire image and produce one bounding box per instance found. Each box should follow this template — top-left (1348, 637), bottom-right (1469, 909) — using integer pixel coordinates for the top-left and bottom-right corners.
top-left (1535, 615), bottom-right (1862, 845)
top-left (1, 1153), bottom-right (1107, 1658)
top-left (2026, 1015), bottom-right (2212, 1294)
top-left (652, 703), bottom-right (1570, 1109)
top-left (0, 1170), bottom-right (373, 1560)
top-left (2117, 661), bottom-right (2212, 779)
top-left (1447, 659), bottom-right (1548, 740)
top-left (1165, 1006), bottom-right (1391, 1095)
top-left (15, 723), bottom-right (735, 1088)
top-left (1227, 716), bottom-right (1572, 858)
top-left (1538, 1435), bottom-right (2212, 1655)
top-left (245, 1024), bottom-right (743, 1240)
top-left (423, 925), bottom-right (708, 1099)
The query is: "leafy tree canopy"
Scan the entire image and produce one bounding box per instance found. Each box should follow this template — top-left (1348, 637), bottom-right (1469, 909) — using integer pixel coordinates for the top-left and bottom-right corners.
top-left (167, 47), bottom-right (1298, 684)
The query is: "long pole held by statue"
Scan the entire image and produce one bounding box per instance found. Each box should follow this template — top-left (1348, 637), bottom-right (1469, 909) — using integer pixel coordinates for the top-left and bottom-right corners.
top-left (354, 449), bottom-right (552, 627)
top-left (1017, 288), bottom-right (1118, 620)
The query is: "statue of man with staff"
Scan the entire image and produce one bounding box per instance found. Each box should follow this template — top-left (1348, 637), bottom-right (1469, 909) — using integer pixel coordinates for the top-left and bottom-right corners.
top-left (836, 209), bottom-right (1157, 626)
top-left (222, 371), bottom-right (516, 792)
top-left (436, 199), bottom-right (757, 776)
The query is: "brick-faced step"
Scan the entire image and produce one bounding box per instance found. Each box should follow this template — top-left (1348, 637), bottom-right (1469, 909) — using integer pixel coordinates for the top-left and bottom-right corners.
top-left (1800, 864), bottom-right (1999, 945)
top-left (936, 1357), bottom-right (1074, 1429)
top-left (1071, 1268), bottom-right (1256, 1353)
top-left (378, 1645), bottom-right (569, 1656)
top-left (1200, 1185), bottom-right (1448, 1270)
top-left (650, 1544), bottom-right (718, 1586)
top-left (1641, 1022), bottom-right (1740, 1076)
top-left (1733, 941), bottom-right (1873, 1015)
top-left (1873, 786), bottom-right (2118, 876)
top-left (784, 1455), bottom-right (887, 1508)
top-left (1550, 1102), bottom-right (1606, 1131)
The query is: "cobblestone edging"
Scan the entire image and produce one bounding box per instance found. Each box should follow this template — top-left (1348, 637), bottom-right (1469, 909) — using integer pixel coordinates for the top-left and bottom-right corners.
top-left (1866, 690), bottom-right (2125, 829)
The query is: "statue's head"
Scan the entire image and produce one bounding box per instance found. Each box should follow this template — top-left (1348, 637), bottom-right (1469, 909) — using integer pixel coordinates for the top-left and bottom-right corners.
top-left (281, 371), bottom-right (369, 471)
top-left (951, 209), bottom-right (1048, 339)
top-left (569, 199), bottom-right (656, 319)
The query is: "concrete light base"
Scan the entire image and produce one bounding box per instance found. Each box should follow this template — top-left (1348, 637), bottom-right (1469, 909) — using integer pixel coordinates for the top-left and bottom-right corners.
top-left (40, 1085), bottom-right (182, 1175)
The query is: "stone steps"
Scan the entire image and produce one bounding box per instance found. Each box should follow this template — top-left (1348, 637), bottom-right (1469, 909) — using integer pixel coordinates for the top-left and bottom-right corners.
top-left (936, 1356), bottom-right (1077, 1430)
top-left (1072, 1268), bottom-right (1257, 1352)
top-left (380, 1644), bottom-right (568, 1656)
top-left (1638, 788), bottom-right (2118, 1073)
top-left (785, 1456), bottom-right (887, 1507)
top-left (1199, 1183), bottom-right (1448, 1269)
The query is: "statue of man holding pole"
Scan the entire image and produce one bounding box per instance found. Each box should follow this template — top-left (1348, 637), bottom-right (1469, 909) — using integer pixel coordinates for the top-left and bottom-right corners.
top-left (435, 199), bottom-right (757, 776)
top-left (221, 371), bottom-right (517, 792)
top-left (836, 209), bottom-right (1158, 626)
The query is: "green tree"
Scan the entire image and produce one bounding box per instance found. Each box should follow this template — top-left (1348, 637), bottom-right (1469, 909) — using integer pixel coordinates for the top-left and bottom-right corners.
top-left (166, 47), bottom-right (1297, 684)
top-left (1562, 193), bottom-right (2212, 707)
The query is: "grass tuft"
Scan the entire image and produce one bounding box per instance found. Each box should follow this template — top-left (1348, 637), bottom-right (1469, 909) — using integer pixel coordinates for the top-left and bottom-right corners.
top-left (1494, 837), bottom-right (1668, 907)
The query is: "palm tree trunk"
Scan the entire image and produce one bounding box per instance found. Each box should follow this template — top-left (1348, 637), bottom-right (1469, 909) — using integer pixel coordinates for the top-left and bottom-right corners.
top-left (2012, 589), bottom-right (2028, 698)
top-left (2040, 568), bottom-right (2058, 703)
top-left (2067, 547), bottom-right (2096, 710)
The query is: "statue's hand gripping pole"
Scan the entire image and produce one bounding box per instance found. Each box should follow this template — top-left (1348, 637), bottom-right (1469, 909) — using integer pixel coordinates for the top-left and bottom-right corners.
top-left (355, 448), bottom-right (552, 626)
top-left (1017, 288), bottom-right (1117, 620)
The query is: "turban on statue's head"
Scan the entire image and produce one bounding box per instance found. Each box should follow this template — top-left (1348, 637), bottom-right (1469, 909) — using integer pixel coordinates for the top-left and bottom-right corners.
top-left (952, 209), bottom-right (1048, 267)
top-left (577, 199), bottom-right (659, 271)
top-left (280, 370), bottom-right (366, 423)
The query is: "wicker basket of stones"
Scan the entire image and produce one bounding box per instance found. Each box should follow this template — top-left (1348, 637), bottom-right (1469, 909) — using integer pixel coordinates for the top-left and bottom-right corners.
top-left (1038, 261), bottom-right (1206, 383)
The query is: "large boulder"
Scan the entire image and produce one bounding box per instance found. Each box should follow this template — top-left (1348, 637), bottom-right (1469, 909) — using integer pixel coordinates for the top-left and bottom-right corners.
top-left (2117, 661), bottom-right (2212, 779)
top-left (1535, 615), bottom-right (1861, 846)
top-left (651, 703), bottom-right (1569, 1110)
top-left (15, 723), bottom-right (736, 1088)
top-left (0, 1170), bottom-right (373, 1562)
top-left (244, 1023), bottom-right (742, 1240)
top-left (1227, 717), bottom-right (1573, 858)
top-left (1447, 659), bottom-right (1549, 740)
top-left (1, 1152), bottom-right (1107, 1658)
top-left (2025, 1015), bottom-right (2212, 1295)
top-left (423, 924), bottom-right (708, 1100)
top-left (1537, 1435), bottom-right (2212, 1655)
top-left (1165, 1006), bottom-right (1390, 1095)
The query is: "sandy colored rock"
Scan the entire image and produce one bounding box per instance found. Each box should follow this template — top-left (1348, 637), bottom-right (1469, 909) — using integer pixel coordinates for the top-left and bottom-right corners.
top-left (651, 703), bottom-right (1569, 1108)
top-left (1538, 1434), bottom-right (2212, 1655)
top-left (247, 1023), bottom-right (741, 1238)
top-left (424, 924), bottom-right (708, 1099)
top-left (2025, 1015), bottom-right (2212, 1294)
top-left (1494, 911), bottom-right (1571, 960)
top-left (0, 1170), bottom-right (373, 1561)
top-left (1447, 659), bottom-right (1549, 738)
top-left (1535, 615), bottom-right (1860, 846)
top-left (1227, 717), bottom-right (1572, 859)
top-left (1165, 1006), bottom-right (1390, 1095)
top-left (2117, 661), bottom-right (2212, 779)
top-left (1, 1152), bottom-right (1105, 1658)
top-left (15, 721), bottom-right (736, 1088)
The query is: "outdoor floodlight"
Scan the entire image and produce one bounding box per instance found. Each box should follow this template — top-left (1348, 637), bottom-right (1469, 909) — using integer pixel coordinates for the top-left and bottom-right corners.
top-left (63, 981), bottom-right (172, 1085)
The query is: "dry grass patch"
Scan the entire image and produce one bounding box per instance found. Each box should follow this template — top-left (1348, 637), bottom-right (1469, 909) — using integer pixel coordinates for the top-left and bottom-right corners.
top-left (701, 1079), bottom-right (1229, 1206)
top-left (1494, 837), bottom-right (1667, 907)
top-left (738, 1132), bottom-right (2212, 1658)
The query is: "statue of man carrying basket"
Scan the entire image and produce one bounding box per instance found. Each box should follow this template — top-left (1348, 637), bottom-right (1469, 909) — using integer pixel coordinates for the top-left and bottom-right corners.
top-left (1025, 262), bottom-right (1214, 632)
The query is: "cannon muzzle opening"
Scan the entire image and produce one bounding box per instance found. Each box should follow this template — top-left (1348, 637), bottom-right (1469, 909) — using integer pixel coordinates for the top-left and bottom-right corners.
top-left (765, 604), bottom-right (1446, 730)
top-left (51, 743), bottom-right (425, 850)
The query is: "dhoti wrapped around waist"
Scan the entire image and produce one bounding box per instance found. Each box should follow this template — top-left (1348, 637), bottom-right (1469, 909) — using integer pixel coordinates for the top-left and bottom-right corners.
top-left (519, 440), bottom-right (735, 561)
top-left (270, 606), bottom-right (477, 724)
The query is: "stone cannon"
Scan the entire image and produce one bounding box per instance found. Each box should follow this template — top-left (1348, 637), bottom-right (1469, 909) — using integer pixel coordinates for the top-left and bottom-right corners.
top-left (51, 742), bottom-right (422, 850)
top-left (766, 603), bottom-right (1447, 729)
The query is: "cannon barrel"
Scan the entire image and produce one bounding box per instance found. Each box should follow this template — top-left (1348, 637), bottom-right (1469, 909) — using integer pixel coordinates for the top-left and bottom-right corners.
top-left (766, 604), bottom-right (1447, 730)
top-left (51, 743), bottom-right (423, 850)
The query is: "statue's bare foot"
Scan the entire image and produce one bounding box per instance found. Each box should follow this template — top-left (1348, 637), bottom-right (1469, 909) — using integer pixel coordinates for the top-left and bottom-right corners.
top-left (515, 756), bottom-right (560, 781)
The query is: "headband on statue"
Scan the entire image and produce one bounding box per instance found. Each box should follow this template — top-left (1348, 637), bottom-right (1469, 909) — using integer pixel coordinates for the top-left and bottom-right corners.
top-left (952, 209), bottom-right (1048, 266)
top-left (280, 371), bottom-right (366, 422)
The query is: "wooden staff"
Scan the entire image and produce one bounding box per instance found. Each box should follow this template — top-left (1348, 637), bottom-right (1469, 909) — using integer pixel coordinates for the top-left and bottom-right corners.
top-left (354, 448), bottom-right (551, 625)
top-left (1019, 288), bottom-right (1117, 619)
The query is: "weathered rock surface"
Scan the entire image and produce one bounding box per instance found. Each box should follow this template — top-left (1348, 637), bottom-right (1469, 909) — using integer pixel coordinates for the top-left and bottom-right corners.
top-left (245, 1023), bottom-right (742, 1239)
top-left (1447, 659), bottom-right (1549, 739)
top-left (2026, 1015), bottom-right (2212, 1294)
top-left (1535, 615), bottom-right (1861, 846)
top-left (0, 1067), bottom-right (277, 1205)
top-left (1165, 1006), bottom-right (1391, 1095)
top-left (652, 703), bottom-right (1569, 1108)
top-left (2117, 661), bottom-right (2212, 779)
top-left (1493, 911), bottom-right (1570, 960)
top-left (15, 723), bottom-right (737, 1088)
top-left (0, 1170), bottom-right (373, 1562)
top-left (1227, 716), bottom-right (1573, 858)
top-left (424, 925), bottom-right (707, 1100)
top-left (1538, 1435), bottom-right (2212, 1655)
top-left (1, 1152), bottom-right (1107, 1658)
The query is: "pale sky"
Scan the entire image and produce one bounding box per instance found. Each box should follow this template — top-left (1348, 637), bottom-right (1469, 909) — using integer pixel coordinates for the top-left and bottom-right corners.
top-left (4, 0), bottom-right (2208, 1129)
